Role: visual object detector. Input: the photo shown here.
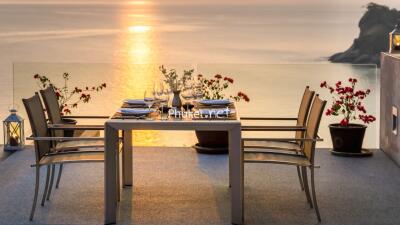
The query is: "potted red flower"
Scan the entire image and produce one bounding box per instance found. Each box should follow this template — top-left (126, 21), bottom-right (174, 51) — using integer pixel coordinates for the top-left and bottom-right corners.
top-left (34, 72), bottom-right (107, 137)
top-left (195, 74), bottom-right (249, 154)
top-left (34, 73), bottom-right (107, 115)
top-left (320, 78), bottom-right (376, 155)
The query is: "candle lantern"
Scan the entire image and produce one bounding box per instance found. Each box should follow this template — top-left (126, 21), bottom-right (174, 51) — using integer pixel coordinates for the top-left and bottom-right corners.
top-left (3, 109), bottom-right (24, 151)
top-left (389, 21), bottom-right (400, 53)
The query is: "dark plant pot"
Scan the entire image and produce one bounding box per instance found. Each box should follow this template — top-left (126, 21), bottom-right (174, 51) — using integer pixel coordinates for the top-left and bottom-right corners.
top-left (194, 130), bottom-right (228, 154)
top-left (62, 118), bottom-right (77, 137)
top-left (329, 123), bottom-right (367, 153)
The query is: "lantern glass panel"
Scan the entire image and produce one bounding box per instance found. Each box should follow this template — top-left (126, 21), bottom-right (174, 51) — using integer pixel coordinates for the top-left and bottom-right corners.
top-left (8, 122), bottom-right (21, 146)
top-left (394, 35), bottom-right (400, 50)
top-left (3, 112), bottom-right (24, 150)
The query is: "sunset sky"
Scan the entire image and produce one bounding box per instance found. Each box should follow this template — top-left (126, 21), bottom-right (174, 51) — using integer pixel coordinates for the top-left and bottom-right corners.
top-left (0, 0), bottom-right (399, 7)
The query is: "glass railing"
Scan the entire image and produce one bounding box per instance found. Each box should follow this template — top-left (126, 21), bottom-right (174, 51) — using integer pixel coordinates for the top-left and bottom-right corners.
top-left (12, 62), bottom-right (378, 148)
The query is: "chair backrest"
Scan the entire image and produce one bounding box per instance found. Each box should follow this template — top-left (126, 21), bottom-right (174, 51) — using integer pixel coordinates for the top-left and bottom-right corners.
top-left (303, 95), bottom-right (326, 163)
top-left (22, 93), bottom-right (51, 163)
top-left (295, 86), bottom-right (315, 141)
top-left (40, 85), bottom-right (63, 137)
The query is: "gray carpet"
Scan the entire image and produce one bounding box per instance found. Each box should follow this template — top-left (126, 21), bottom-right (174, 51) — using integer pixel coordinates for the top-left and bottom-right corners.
top-left (0, 147), bottom-right (13, 162)
top-left (0, 147), bottom-right (399, 225)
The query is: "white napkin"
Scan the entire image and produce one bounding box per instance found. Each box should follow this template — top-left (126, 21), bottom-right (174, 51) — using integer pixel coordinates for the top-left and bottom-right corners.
top-left (199, 99), bottom-right (231, 105)
top-left (124, 99), bottom-right (146, 105)
top-left (118, 108), bottom-right (153, 115)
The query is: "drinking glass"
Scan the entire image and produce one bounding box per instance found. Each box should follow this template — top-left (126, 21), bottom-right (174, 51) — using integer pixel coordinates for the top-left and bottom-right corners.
top-left (144, 90), bottom-right (155, 110)
top-left (181, 80), bottom-right (194, 111)
top-left (159, 90), bottom-right (170, 120)
top-left (191, 78), bottom-right (203, 100)
top-left (152, 82), bottom-right (157, 97)
top-left (192, 83), bottom-right (203, 101)
top-left (164, 88), bottom-right (172, 100)
top-left (154, 82), bottom-right (164, 102)
top-left (157, 82), bottom-right (164, 96)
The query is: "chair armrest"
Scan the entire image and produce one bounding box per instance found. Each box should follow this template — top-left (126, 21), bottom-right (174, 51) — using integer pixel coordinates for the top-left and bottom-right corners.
top-left (48, 124), bottom-right (104, 131)
top-left (240, 117), bottom-right (297, 121)
top-left (62, 116), bottom-right (109, 119)
top-left (242, 136), bottom-right (323, 142)
top-left (241, 125), bottom-right (306, 131)
top-left (27, 136), bottom-right (104, 141)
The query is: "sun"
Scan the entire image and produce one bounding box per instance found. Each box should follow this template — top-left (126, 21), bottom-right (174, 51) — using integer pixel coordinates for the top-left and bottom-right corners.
top-left (128, 1), bottom-right (151, 5)
top-left (128, 25), bottom-right (151, 33)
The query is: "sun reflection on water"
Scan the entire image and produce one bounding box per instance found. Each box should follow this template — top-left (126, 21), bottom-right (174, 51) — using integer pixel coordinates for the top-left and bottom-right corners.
top-left (128, 1), bottom-right (152, 5)
top-left (117, 2), bottom-right (163, 146)
top-left (128, 25), bottom-right (151, 34)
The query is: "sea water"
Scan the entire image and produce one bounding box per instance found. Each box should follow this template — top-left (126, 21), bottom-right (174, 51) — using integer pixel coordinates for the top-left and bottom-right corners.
top-left (0, 1), bottom-right (387, 147)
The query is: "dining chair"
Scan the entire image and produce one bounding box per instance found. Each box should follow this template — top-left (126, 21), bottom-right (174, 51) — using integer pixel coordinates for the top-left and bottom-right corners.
top-left (39, 86), bottom-right (108, 190)
top-left (23, 94), bottom-right (119, 221)
top-left (39, 85), bottom-right (109, 138)
top-left (241, 86), bottom-right (315, 190)
top-left (241, 86), bottom-right (314, 149)
top-left (243, 95), bottom-right (326, 222)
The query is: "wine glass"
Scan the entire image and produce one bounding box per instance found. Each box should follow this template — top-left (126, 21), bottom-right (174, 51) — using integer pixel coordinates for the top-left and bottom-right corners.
top-left (143, 90), bottom-right (155, 111)
top-left (191, 78), bottom-right (203, 99)
top-left (154, 82), bottom-right (164, 102)
top-left (157, 82), bottom-right (164, 96)
top-left (181, 81), bottom-right (194, 111)
top-left (152, 83), bottom-right (158, 101)
top-left (159, 90), bottom-right (170, 120)
top-left (155, 83), bottom-right (164, 113)
top-left (164, 88), bottom-right (172, 99)
top-left (192, 81), bottom-right (203, 101)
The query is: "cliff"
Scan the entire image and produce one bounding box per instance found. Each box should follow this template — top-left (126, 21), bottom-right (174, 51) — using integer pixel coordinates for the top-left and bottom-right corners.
top-left (329, 3), bottom-right (400, 65)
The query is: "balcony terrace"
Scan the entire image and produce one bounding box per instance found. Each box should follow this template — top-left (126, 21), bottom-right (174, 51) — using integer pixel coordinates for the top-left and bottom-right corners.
top-left (0, 58), bottom-right (399, 225)
top-left (0, 146), bottom-right (399, 225)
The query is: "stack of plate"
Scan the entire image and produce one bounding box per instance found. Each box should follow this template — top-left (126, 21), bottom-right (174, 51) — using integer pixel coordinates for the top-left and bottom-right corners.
top-left (124, 99), bottom-right (147, 108)
top-left (198, 99), bottom-right (232, 106)
top-left (118, 108), bottom-right (153, 116)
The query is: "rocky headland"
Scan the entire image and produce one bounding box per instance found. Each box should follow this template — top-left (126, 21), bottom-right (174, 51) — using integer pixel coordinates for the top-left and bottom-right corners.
top-left (329, 3), bottom-right (400, 66)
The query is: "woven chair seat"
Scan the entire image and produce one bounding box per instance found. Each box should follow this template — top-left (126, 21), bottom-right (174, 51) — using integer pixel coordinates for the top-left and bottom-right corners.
top-left (54, 139), bottom-right (104, 151)
top-left (243, 140), bottom-right (301, 152)
top-left (244, 151), bottom-right (311, 166)
top-left (39, 151), bottom-right (104, 166)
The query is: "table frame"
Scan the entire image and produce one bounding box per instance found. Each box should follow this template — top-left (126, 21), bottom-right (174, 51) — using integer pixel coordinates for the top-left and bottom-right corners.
top-left (104, 119), bottom-right (243, 224)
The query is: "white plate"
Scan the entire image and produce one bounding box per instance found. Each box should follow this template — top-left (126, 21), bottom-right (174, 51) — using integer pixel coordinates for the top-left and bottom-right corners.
top-left (198, 99), bottom-right (232, 106)
top-left (124, 99), bottom-right (146, 105)
top-left (118, 108), bottom-right (153, 116)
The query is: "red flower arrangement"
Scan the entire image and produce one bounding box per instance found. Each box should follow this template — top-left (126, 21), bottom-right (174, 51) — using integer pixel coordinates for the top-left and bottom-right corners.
top-left (320, 78), bottom-right (375, 126)
top-left (34, 73), bottom-right (107, 115)
top-left (197, 74), bottom-right (250, 102)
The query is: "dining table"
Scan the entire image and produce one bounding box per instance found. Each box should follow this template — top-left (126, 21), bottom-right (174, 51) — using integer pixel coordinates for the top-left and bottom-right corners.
top-left (104, 101), bottom-right (244, 224)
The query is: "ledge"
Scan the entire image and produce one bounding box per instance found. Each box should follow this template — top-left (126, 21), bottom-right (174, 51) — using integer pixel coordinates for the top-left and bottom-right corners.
top-left (382, 52), bottom-right (400, 60)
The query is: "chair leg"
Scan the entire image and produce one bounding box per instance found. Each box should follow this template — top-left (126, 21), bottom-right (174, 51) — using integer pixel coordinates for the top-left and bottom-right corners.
top-left (55, 164), bottom-right (63, 189)
top-left (310, 167), bottom-right (321, 222)
top-left (41, 165), bottom-right (51, 206)
top-left (46, 164), bottom-right (56, 201)
top-left (296, 166), bottom-right (304, 191)
top-left (301, 166), bottom-right (313, 208)
top-left (30, 166), bottom-right (40, 221)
